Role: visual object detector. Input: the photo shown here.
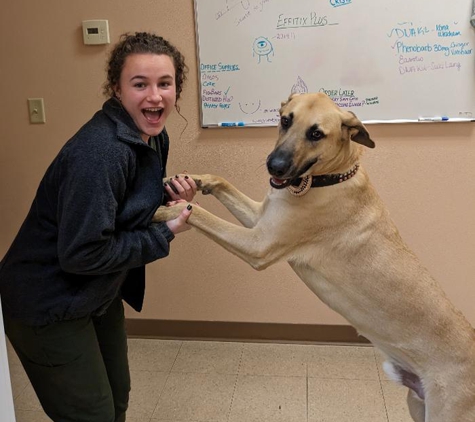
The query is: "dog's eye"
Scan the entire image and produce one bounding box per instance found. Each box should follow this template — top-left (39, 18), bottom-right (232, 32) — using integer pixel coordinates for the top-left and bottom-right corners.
top-left (280, 116), bottom-right (290, 129)
top-left (308, 129), bottom-right (324, 141)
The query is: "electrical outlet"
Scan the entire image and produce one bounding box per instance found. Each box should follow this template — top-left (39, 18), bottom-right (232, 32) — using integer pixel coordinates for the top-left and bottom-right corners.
top-left (28, 98), bottom-right (46, 124)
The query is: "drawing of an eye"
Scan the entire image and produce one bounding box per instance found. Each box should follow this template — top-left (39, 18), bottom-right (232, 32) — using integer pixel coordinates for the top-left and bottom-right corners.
top-left (253, 37), bottom-right (273, 55)
top-left (252, 37), bottom-right (274, 63)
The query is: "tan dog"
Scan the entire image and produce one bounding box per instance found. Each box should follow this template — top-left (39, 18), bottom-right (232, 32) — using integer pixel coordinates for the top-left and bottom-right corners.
top-left (154, 92), bottom-right (475, 421)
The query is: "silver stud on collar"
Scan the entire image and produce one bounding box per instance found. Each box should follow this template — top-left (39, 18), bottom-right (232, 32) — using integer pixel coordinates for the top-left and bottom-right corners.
top-left (338, 163), bottom-right (359, 183)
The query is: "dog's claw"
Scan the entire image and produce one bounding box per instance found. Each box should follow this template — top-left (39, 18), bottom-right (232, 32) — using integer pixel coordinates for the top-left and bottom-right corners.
top-left (195, 179), bottom-right (210, 194)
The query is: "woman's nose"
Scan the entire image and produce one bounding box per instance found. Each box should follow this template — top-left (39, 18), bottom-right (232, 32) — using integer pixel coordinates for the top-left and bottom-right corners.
top-left (148, 87), bottom-right (162, 102)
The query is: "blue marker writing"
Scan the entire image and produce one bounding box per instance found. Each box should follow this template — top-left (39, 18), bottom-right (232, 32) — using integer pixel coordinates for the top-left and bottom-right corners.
top-left (218, 122), bottom-right (245, 127)
top-left (418, 116), bottom-right (449, 122)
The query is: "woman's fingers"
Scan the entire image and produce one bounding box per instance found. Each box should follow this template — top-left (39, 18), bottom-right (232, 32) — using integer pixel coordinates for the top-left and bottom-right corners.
top-left (166, 175), bottom-right (197, 201)
top-left (165, 203), bottom-right (193, 234)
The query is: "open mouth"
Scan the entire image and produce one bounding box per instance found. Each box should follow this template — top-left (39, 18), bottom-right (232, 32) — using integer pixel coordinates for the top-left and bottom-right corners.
top-left (269, 177), bottom-right (292, 189)
top-left (143, 108), bottom-right (164, 123)
top-left (268, 157), bottom-right (320, 189)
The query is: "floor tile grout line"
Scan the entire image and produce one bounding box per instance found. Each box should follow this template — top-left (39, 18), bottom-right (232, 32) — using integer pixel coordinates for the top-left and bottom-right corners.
top-left (148, 340), bottom-right (184, 420)
top-left (226, 342), bottom-right (244, 422)
top-left (12, 378), bottom-right (30, 401)
top-left (7, 353), bottom-right (30, 402)
top-left (373, 348), bottom-right (391, 422)
top-left (306, 362), bottom-right (309, 422)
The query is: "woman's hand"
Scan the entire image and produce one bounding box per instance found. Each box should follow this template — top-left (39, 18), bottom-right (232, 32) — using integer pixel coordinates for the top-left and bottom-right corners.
top-left (164, 174), bottom-right (197, 202)
top-left (165, 201), bottom-right (193, 234)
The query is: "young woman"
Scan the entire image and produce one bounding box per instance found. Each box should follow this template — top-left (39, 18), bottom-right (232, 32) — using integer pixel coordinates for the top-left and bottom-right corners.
top-left (0, 32), bottom-right (196, 422)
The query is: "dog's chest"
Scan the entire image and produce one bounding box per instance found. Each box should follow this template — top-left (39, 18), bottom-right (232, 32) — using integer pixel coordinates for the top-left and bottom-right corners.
top-left (288, 260), bottom-right (352, 312)
top-left (287, 258), bottom-right (377, 332)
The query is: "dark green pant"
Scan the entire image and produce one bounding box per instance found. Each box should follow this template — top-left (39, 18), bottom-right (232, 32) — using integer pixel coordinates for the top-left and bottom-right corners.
top-left (4, 297), bottom-right (130, 422)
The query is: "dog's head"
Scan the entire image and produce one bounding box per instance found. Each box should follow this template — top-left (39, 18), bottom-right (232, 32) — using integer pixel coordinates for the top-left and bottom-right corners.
top-left (267, 92), bottom-right (375, 189)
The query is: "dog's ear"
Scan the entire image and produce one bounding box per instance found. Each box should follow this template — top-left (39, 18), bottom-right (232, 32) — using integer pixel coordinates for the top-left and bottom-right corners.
top-left (280, 92), bottom-right (301, 110)
top-left (342, 111), bottom-right (375, 149)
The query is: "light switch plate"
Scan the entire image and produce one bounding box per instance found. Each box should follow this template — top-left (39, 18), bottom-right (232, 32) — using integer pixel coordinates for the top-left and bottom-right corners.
top-left (28, 98), bottom-right (46, 124)
top-left (82, 20), bottom-right (110, 45)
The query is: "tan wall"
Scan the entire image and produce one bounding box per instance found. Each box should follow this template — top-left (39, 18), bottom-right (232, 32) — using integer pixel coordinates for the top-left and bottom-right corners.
top-left (1, 0), bottom-right (474, 327)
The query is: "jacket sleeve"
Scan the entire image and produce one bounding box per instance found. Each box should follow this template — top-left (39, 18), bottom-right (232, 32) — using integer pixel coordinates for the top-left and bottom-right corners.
top-left (55, 140), bottom-right (174, 275)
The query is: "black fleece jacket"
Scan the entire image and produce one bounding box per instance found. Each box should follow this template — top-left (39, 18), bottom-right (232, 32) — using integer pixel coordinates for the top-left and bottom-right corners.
top-left (0, 98), bottom-right (174, 325)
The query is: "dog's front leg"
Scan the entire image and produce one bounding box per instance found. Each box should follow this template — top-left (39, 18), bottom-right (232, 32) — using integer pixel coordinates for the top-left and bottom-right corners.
top-left (153, 203), bottom-right (290, 270)
top-left (189, 174), bottom-right (263, 228)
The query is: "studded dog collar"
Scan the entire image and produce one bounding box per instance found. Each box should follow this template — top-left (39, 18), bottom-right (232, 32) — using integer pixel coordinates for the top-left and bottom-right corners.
top-left (287, 163), bottom-right (360, 197)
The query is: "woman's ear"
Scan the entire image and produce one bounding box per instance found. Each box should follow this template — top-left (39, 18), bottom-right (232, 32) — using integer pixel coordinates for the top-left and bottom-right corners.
top-left (114, 86), bottom-right (121, 101)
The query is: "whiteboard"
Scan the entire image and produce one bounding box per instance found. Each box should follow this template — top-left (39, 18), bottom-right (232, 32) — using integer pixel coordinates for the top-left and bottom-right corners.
top-left (194, 0), bottom-right (475, 126)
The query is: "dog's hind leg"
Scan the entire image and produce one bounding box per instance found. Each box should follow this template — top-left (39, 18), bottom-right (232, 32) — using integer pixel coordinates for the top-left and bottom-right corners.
top-left (424, 385), bottom-right (475, 422)
top-left (407, 389), bottom-right (425, 422)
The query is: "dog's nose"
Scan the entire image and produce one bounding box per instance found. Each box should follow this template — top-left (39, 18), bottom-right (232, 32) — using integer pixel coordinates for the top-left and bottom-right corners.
top-left (267, 150), bottom-right (292, 177)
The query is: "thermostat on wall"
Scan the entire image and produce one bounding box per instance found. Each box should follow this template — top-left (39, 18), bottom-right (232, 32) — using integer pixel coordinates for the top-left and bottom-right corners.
top-left (82, 20), bottom-right (110, 45)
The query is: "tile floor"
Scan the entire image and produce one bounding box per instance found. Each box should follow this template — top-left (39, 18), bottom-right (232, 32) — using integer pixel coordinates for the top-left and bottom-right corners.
top-left (7, 338), bottom-right (414, 422)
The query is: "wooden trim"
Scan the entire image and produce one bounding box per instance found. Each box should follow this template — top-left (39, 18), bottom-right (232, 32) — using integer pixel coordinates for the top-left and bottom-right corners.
top-left (125, 319), bottom-right (370, 344)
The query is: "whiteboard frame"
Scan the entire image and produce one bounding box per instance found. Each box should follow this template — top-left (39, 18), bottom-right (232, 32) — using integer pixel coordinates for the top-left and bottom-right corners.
top-left (193, 0), bottom-right (475, 127)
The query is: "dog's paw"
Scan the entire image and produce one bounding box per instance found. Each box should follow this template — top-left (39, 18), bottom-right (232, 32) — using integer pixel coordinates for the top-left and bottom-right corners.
top-left (188, 174), bottom-right (223, 195)
top-left (194, 178), bottom-right (203, 189)
top-left (152, 204), bottom-right (187, 222)
top-left (192, 178), bottom-right (215, 195)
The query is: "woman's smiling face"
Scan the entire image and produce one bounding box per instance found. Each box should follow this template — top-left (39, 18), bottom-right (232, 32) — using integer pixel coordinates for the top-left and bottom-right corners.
top-left (115, 53), bottom-right (177, 142)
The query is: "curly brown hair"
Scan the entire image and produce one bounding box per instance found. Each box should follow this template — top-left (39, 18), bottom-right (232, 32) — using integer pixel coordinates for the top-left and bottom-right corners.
top-left (103, 32), bottom-right (188, 103)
